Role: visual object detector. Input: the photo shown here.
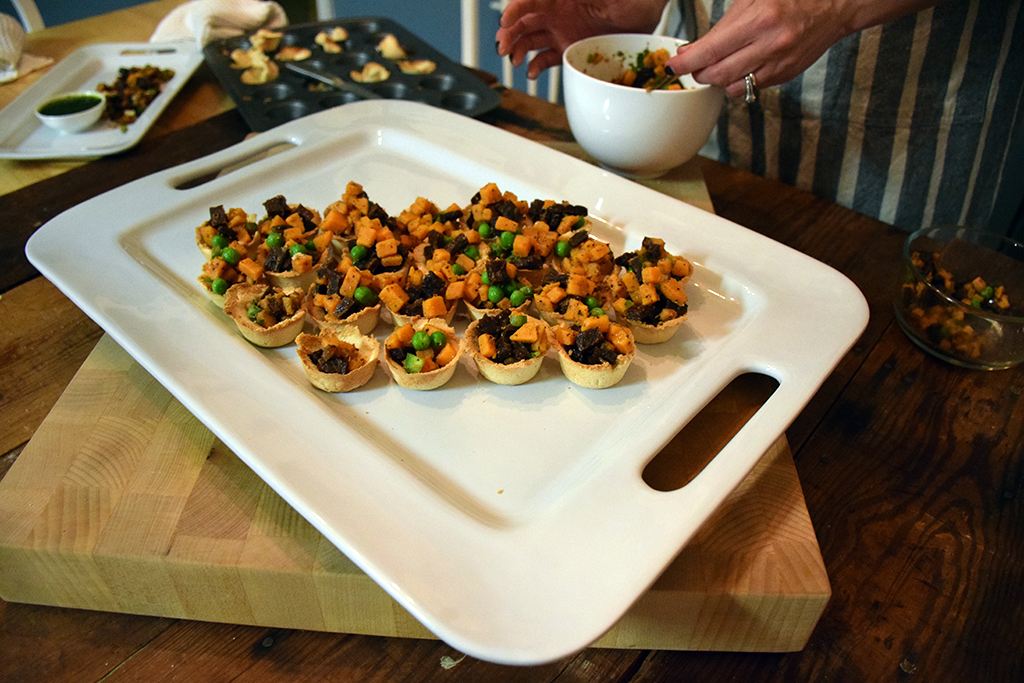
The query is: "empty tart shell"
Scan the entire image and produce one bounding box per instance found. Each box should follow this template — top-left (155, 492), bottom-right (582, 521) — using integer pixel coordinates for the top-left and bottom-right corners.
top-left (549, 321), bottom-right (635, 389)
top-left (383, 318), bottom-right (462, 391)
top-left (223, 283), bottom-right (306, 348)
top-left (463, 314), bottom-right (550, 385)
top-left (295, 326), bottom-right (379, 392)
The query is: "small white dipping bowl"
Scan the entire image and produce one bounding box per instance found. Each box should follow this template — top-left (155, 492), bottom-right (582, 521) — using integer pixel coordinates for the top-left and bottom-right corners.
top-left (35, 91), bottom-right (105, 134)
top-left (562, 34), bottom-right (724, 179)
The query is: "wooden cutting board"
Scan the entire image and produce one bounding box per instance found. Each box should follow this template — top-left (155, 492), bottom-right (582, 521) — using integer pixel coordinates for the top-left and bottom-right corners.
top-left (0, 155), bottom-right (830, 652)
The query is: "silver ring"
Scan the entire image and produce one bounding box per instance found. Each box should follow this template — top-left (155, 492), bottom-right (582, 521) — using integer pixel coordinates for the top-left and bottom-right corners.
top-left (744, 73), bottom-right (758, 104)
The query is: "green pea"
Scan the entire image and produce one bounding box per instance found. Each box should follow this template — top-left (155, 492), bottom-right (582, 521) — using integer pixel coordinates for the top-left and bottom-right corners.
top-left (305, 240), bottom-right (317, 252)
top-left (575, 216), bottom-right (586, 229)
top-left (452, 263), bottom-right (467, 276)
top-left (411, 330), bottom-right (432, 351)
top-left (585, 296), bottom-right (600, 310)
top-left (503, 281), bottom-right (518, 296)
top-left (480, 270), bottom-right (491, 286)
top-left (430, 331), bottom-right (447, 349)
top-left (510, 314), bottom-right (527, 327)
top-left (499, 230), bottom-right (516, 250)
top-left (211, 277), bottom-right (229, 295)
top-left (488, 285), bottom-right (505, 304)
top-left (245, 221), bottom-right (258, 233)
top-left (555, 240), bottom-right (571, 258)
top-left (980, 285), bottom-right (995, 299)
top-left (404, 353), bottom-right (425, 374)
top-left (247, 304), bottom-right (260, 321)
top-left (350, 244), bottom-right (369, 262)
top-left (221, 247), bottom-right (241, 265)
top-left (443, 235), bottom-right (453, 244)
top-left (265, 232), bottom-right (284, 249)
top-left (477, 222), bottom-right (492, 239)
top-left (289, 243), bottom-right (307, 256)
top-left (590, 307), bottom-right (606, 317)
top-left (211, 234), bottom-right (229, 249)
top-left (210, 245), bottom-right (222, 258)
top-left (509, 290), bottom-right (526, 307)
top-left (971, 296), bottom-right (982, 308)
top-left (464, 245), bottom-right (480, 260)
top-left (353, 286), bottom-right (378, 306)
top-left (519, 285), bottom-right (534, 297)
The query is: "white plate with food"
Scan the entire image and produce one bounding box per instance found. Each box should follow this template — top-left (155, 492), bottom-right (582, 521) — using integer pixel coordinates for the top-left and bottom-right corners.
top-left (0, 41), bottom-right (202, 159)
top-left (26, 100), bottom-right (868, 665)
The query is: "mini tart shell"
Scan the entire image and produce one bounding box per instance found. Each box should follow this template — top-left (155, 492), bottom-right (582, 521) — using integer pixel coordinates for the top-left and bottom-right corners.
top-left (383, 318), bottom-right (462, 391)
top-left (620, 311), bottom-right (689, 344)
top-left (463, 299), bottom-right (530, 321)
top-left (304, 283), bottom-right (382, 336)
top-left (463, 314), bottom-right (549, 385)
top-left (548, 325), bottom-right (635, 389)
top-left (295, 327), bottom-right (379, 392)
top-left (223, 283), bottom-right (306, 348)
top-left (264, 247), bottom-right (333, 292)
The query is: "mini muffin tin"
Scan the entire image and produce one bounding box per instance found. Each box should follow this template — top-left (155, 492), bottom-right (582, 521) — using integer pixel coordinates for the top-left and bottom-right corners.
top-left (203, 17), bottom-right (502, 132)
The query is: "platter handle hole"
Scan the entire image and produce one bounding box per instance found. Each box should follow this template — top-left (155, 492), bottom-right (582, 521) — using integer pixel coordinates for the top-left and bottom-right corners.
top-left (642, 372), bottom-right (779, 492)
top-left (173, 141), bottom-right (298, 190)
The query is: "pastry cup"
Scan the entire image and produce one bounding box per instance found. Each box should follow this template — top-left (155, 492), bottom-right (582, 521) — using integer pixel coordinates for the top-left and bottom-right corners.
top-left (549, 323), bottom-right (635, 389)
top-left (463, 314), bottom-right (549, 385)
top-left (383, 318), bottom-right (462, 390)
top-left (304, 282), bottom-right (382, 336)
top-left (223, 283), bottom-right (306, 348)
top-left (295, 326), bottom-right (379, 392)
top-left (620, 311), bottom-right (689, 344)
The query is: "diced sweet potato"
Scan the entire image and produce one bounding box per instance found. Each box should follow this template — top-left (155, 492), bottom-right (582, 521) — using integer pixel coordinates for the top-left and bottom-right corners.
top-left (290, 252), bottom-right (313, 274)
top-left (380, 254), bottom-right (404, 268)
top-left (512, 234), bottom-right (533, 257)
top-left (563, 298), bottom-right (590, 322)
top-left (495, 215), bottom-right (518, 233)
top-left (660, 278), bottom-right (688, 307)
top-left (544, 285), bottom-right (567, 304)
top-left (566, 274), bottom-right (594, 297)
top-left (478, 182), bottom-right (502, 205)
top-left (379, 283), bottom-right (410, 312)
top-left (509, 321), bottom-right (540, 343)
top-left (635, 283), bottom-right (660, 306)
top-left (621, 270), bottom-right (641, 297)
top-left (455, 253), bottom-right (475, 272)
top-left (374, 270), bottom-right (405, 291)
top-left (238, 258), bottom-right (264, 282)
top-left (376, 238), bottom-right (399, 258)
top-left (582, 315), bottom-right (610, 334)
top-left (671, 257), bottom-right (693, 279)
top-left (392, 323), bottom-right (416, 346)
top-left (641, 265), bottom-right (662, 285)
top-left (435, 342), bottom-right (457, 366)
top-left (340, 267), bottom-right (362, 297)
top-left (319, 209), bottom-right (349, 234)
top-left (553, 325), bottom-right (576, 347)
top-left (421, 295), bottom-right (448, 318)
top-left (608, 323), bottom-right (634, 354)
top-left (355, 221), bottom-right (377, 247)
top-left (446, 281), bottom-right (466, 300)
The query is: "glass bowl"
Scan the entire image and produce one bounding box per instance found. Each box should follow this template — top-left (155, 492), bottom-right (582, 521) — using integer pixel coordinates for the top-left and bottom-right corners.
top-left (895, 226), bottom-right (1024, 370)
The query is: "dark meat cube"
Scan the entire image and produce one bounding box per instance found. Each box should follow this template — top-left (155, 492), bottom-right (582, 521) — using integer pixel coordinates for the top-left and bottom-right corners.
top-left (438, 209), bottom-right (462, 224)
top-left (510, 340), bottom-right (531, 363)
top-left (265, 296), bottom-right (285, 320)
top-left (296, 205), bottom-right (317, 230)
top-left (264, 246), bottom-right (291, 273)
top-left (543, 269), bottom-right (568, 287)
top-left (595, 343), bottom-right (620, 365)
top-left (516, 254), bottom-right (544, 270)
top-left (333, 296), bottom-right (358, 319)
top-left (420, 271), bottom-right (446, 298)
top-left (263, 195), bottom-right (289, 218)
top-left (493, 334), bottom-right (513, 363)
top-left (367, 203), bottom-right (390, 223)
top-left (448, 233), bottom-right (469, 256)
top-left (324, 268), bottom-right (342, 296)
top-left (311, 349), bottom-right (350, 375)
top-left (492, 199), bottom-right (523, 221)
top-left (641, 236), bottom-right (665, 261)
top-left (486, 259), bottom-right (510, 285)
top-left (567, 230), bottom-right (589, 248)
top-left (575, 326), bottom-right (603, 351)
top-left (426, 230), bottom-right (445, 249)
top-left (477, 310), bottom-right (508, 337)
top-left (209, 205), bottom-right (228, 228)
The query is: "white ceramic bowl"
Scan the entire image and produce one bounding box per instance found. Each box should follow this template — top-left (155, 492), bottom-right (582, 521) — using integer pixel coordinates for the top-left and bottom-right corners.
top-left (35, 91), bottom-right (105, 134)
top-left (562, 34), bottom-right (724, 179)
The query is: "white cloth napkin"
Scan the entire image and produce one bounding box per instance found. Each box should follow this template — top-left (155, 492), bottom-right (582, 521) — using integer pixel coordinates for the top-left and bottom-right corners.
top-left (150, 0), bottom-right (288, 48)
top-left (0, 13), bottom-right (53, 84)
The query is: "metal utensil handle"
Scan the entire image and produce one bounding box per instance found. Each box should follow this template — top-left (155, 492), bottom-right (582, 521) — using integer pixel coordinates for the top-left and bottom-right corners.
top-left (283, 62), bottom-right (382, 100)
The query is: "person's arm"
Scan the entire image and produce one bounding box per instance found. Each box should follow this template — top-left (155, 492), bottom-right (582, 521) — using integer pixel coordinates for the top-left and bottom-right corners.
top-left (496, 0), bottom-right (670, 79)
top-left (666, 0), bottom-right (945, 98)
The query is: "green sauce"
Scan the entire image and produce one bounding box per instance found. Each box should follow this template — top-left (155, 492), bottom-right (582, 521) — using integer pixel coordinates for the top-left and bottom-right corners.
top-left (38, 94), bottom-right (102, 116)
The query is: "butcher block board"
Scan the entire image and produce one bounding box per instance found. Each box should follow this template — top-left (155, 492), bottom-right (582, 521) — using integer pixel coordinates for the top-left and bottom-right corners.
top-left (0, 333), bottom-right (830, 653)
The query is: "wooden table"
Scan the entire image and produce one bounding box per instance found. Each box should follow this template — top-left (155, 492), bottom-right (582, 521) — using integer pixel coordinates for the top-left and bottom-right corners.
top-left (1, 3), bottom-right (1022, 681)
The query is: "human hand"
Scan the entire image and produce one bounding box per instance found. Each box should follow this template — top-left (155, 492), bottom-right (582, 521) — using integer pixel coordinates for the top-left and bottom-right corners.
top-left (496, 0), bottom-right (669, 79)
top-left (665, 0), bottom-right (936, 98)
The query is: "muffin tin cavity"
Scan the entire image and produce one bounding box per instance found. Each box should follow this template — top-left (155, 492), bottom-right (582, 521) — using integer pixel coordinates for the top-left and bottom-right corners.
top-left (204, 17), bottom-right (502, 132)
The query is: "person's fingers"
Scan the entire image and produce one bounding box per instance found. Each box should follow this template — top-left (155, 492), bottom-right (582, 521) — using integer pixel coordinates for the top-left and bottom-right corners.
top-left (499, 0), bottom-right (547, 28)
top-left (504, 29), bottom-right (560, 67)
top-left (526, 49), bottom-right (563, 78)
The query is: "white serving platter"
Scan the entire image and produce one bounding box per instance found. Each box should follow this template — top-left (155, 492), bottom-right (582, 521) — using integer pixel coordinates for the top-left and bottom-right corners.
top-left (0, 41), bottom-right (203, 159)
top-left (26, 100), bottom-right (868, 665)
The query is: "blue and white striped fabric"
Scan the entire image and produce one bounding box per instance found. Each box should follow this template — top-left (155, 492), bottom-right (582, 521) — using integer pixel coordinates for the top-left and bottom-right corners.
top-left (677, 0), bottom-right (1023, 232)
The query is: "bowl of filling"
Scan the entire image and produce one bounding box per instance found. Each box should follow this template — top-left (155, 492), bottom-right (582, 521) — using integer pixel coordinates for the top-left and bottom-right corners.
top-left (895, 226), bottom-right (1024, 370)
top-left (561, 34), bottom-right (724, 179)
top-left (35, 91), bottom-right (106, 134)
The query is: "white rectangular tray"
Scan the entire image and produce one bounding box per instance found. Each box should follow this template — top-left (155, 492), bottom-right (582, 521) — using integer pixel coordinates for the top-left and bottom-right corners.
top-left (26, 100), bottom-right (868, 665)
top-left (0, 41), bottom-right (203, 159)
